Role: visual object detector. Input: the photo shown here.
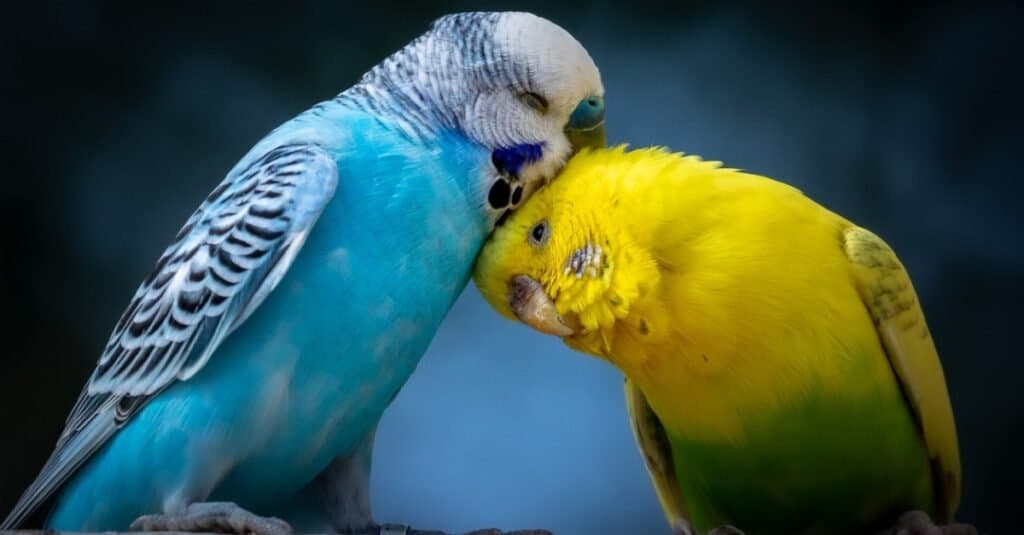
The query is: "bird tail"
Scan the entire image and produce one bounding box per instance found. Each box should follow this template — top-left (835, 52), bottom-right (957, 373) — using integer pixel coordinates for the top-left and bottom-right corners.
top-left (1, 406), bottom-right (118, 529)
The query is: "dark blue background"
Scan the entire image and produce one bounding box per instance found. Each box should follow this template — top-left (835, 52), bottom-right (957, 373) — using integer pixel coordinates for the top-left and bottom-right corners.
top-left (2, 2), bottom-right (1019, 533)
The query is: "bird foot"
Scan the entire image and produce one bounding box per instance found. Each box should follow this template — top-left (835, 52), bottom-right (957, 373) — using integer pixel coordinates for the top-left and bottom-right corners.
top-left (131, 501), bottom-right (293, 535)
top-left (462, 530), bottom-right (552, 535)
top-left (340, 525), bottom-right (551, 535)
top-left (877, 510), bottom-right (979, 535)
top-left (343, 525), bottom-right (428, 535)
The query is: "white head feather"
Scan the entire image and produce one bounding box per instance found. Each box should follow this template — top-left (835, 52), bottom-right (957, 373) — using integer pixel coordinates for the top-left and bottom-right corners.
top-left (345, 11), bottom-right (604, 223)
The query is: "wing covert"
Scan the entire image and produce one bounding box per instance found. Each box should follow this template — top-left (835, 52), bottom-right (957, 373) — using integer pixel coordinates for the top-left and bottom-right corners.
top-left (624, 378), bottom-right (691, 534)
top-left (1, 142), bottom-right (338, 529)
top-left (843, 226), bottom-right (962, 522)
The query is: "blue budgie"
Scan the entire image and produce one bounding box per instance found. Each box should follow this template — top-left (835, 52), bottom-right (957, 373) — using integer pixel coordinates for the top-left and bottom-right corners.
top-left (2, 12), bottom-right (604, 534)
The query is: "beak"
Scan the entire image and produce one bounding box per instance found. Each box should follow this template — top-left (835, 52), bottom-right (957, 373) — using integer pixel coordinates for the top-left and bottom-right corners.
top-left (508, 275), bottom-right (575, 337)
top-left (566, 124), bottom-right (606, 152)
top-left (565, 95), bottom-right (606, 152)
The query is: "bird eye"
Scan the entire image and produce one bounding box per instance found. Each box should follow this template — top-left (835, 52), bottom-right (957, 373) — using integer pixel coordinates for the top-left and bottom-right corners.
top-left (519, 92), bottom-right (549, 113)
top-left (529, 220), bottom-right (550, 246)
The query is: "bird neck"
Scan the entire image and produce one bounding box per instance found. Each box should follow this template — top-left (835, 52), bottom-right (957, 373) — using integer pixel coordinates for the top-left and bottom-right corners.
top-left (331, 17), bottom-right (500, 144)
top-left (333, 81), bottom-right (448, 145)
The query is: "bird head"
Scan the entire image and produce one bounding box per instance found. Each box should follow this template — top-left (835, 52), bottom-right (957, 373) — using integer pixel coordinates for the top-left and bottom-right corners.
top-left (352, 12), bottom-right (605, 227)
top-left (473, 147), bottom-right (660, 356)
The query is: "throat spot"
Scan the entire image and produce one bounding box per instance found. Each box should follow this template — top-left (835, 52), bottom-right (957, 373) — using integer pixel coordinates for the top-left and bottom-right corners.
top-left (487, 179), bottom-right (524, 210)
top-left (488, 179), bottom-right (511, 209)
top-left (486, 142), bottom-right (544, 228)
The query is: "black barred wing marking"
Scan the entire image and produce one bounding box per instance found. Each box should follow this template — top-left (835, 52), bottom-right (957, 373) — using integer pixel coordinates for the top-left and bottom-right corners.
top-left (88, 144), bottom-right (336, 399)
top-left (0, 143), bottom-right (338, 530)
top-left (87, 141), bottom-right (335, 399)
top-left (72, 142), bottom-right (338, 434)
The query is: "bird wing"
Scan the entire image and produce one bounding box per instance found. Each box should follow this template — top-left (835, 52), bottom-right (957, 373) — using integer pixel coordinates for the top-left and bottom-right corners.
top-left (2, 143), bottom-right (339, 529)
top-left (624, 378), bottom-right (691, 534)
top-left (843, 226), bottom-right (961, 521)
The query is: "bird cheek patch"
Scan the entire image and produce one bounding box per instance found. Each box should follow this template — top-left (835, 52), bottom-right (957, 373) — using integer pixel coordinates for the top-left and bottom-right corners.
top-left (491, 142), bottom-right (545, 178)
top-left (564, 242), bottom-right (604, 278)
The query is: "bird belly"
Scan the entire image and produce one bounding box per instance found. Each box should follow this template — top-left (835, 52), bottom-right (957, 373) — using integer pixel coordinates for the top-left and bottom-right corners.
top-left (666, 374), bottom-right (936, 535)
top-left (206, 204), bottom-right (475, 509)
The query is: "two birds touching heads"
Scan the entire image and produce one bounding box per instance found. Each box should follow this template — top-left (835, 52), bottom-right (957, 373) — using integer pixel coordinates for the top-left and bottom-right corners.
top-left (3, 11), bottom-right (974, 535)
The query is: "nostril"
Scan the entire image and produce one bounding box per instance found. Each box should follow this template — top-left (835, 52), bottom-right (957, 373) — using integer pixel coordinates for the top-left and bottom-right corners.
top-left (588, 98), bottom-right (599, 107)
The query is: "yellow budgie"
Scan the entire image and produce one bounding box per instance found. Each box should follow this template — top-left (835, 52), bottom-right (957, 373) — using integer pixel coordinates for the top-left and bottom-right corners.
top-left (473, 146), bottom-right (973, 535)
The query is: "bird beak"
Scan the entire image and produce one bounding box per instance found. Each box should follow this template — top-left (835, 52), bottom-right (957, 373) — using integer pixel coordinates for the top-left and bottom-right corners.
top-left (565, 95), bottom-right (606, 153)
top-left (508, 275), bottom-right (575, 336)
top-left (566, 123), bottom-right (606, 153)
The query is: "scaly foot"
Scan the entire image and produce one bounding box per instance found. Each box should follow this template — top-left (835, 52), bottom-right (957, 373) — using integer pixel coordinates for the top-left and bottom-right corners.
top-left (463, 531), bottom-right (552, 535)
top-left (131, 501), bottom-right (293, 535)
top-left (341, 525), bottom-right (551, 535)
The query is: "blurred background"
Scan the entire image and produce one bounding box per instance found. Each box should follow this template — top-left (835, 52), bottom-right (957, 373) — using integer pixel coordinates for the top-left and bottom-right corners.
top-left (2, 2), bottom-right (1020, 533)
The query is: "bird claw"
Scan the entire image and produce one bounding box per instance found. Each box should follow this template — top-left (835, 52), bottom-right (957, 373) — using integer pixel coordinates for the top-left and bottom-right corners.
top-left (337, 524), bottom-right (549, 535)
top-left (130, 501), bottom-right (293, 535)
top-left (372, 524), bottom-right (413, 535)
top-left (878, 510), bottom-right (979, 535)
top-left (460, 531), bottom-right (551, 535)
top-left (464, 531), bottom-right (552, 535)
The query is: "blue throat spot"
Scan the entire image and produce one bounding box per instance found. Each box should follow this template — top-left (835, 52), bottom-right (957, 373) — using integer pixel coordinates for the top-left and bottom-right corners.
top-left (492, 143), bottom-right (545, 178)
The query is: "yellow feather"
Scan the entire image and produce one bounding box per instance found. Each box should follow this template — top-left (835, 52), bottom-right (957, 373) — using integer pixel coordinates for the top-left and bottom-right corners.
top-left (624, 378), bottom-right (691, 533)
top-left (843, 226), bottom-right (961, 521)
top-left (473, 146), bottom-right (963, 531)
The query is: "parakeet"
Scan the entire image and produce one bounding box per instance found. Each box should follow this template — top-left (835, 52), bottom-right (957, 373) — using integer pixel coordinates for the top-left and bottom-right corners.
top-left (3, 12), bottom-right (605, 534)
top-left (473, 147), bottom-right (968, 535)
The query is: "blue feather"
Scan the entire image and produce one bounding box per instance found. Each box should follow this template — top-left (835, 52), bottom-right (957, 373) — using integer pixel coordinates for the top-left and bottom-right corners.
top-left (41, 102), bottom-right (492, 531)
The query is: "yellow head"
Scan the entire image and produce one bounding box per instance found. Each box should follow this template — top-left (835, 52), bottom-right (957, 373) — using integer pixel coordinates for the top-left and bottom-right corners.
top-left (473, 146), bottom-right (667, 353)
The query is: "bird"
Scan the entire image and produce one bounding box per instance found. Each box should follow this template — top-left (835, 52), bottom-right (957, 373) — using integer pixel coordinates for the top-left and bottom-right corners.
top-left (3, 12), bottom-right (605, 535)
top-left (472, 146), bottom-right (973, 535)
